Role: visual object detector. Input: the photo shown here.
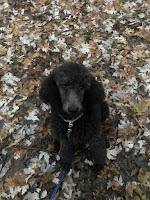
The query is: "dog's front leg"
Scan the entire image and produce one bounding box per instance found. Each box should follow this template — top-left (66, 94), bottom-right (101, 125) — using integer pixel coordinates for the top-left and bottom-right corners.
top-left (89, 135), bottom-right (107, 171)
top-left (60, 139), bottom-right (74, 170)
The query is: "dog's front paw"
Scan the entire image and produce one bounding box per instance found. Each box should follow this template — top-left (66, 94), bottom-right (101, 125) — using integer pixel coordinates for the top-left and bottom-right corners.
top-left (60, 161), bottom-right (70, 170)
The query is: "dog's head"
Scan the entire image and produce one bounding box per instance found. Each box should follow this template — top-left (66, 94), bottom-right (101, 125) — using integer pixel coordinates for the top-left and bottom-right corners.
top-left (40, 63), bottom-right (105, 119)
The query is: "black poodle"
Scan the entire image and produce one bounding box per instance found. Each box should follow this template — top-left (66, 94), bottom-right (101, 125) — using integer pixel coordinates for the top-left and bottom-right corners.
top-left (39, 62), bottom-right (109, 171)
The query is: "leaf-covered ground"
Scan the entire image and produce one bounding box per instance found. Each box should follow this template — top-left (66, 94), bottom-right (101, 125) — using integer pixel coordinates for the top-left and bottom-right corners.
top-left (0, 0), bottom-right (150, 199)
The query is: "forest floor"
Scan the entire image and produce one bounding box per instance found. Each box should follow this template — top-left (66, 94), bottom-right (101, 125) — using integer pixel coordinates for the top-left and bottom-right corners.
top-left (0, 0), bottom-right (150, 199)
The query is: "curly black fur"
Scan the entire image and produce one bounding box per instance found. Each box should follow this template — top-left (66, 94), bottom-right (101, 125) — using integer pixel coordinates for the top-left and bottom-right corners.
top-left (39, 62), bottom-right (109, 170)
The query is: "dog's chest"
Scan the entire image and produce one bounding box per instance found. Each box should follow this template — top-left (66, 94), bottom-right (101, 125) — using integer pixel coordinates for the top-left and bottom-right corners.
top-left (69, 121), bottom-right (94, 143)
top-left (51, 113), bottom-right (98, 142)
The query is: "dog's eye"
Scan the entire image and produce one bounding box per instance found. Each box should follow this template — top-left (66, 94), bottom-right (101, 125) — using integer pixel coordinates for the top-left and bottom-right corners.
top-left (62, 84), bottom-right (70, 89)
top-left (79, 86), bottom-right (83, 91)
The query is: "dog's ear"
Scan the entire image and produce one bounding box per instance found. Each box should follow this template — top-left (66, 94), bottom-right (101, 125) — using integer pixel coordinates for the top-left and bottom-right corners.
top-left (85, 78), bottom-right (105, 106)
top-left (101, 101), bottom-right (109, 122)
top-left (84, 78), bottom-right (109, 121)
top-left (39, 73), bottom-right (61, 110)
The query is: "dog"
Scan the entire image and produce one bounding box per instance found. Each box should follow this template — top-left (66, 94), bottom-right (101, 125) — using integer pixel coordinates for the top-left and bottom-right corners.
top-left (39, 62), bottom-right (109, 170)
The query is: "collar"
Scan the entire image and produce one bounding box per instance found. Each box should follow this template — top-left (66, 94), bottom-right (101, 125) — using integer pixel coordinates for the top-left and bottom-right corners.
top-left (59, 112), bottom-right (83, 138)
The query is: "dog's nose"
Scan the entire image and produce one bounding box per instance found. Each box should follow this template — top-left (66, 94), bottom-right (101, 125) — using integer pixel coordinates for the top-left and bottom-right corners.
top-left (68, 106), bottom-right (79, 113)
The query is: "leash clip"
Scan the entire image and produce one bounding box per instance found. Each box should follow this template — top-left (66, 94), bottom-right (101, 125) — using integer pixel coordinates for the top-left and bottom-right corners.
top-left (59, 112), bottom-right (84, 139)
top-left (69, 121), bottom-right (73, 128)
top-left (67, 121), bottom-right (73, 138)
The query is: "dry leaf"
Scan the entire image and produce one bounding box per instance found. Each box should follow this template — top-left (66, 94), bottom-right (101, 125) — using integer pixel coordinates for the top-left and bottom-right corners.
top-left (11, 148), bottom-right (25, 159)
top-left (0, 182), bottom-right (4, 194)
top-left (4, 172), bottom-right (27, 190)
top-left (125, 182), bottom-right (137, 197)
top-left (19, 80), bottom-right (40, 96)
top-left (40, 172), bottom-right (54, 187)
top-left (89, 40), bottom-right (97, 55)
top-left (44, 22), bottom-right (58, 32)
top-left (138, 171), bottom-right (150, 185)
top-left (23, 58), bottom-right (31, 67)
top-left (108, 80), bottom-right (117, 88)
top-left (76, 3), bottom-right (83, 9)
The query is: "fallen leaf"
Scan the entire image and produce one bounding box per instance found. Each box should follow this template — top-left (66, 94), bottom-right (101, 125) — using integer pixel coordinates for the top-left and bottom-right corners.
top-left (40, 172), bottom-right (54, 187)
top-left (138, 170), bottom-right (150, 185)
top-left (48, 144), bottom-right (55, 151)
top-left (108, 80), bottom-right (117, 88)
top-left (25, 109), bottom-right (39, 121)
top-left (19, 80), bottom-right (40, 96)
top-left (76, 3), bottom-right (83, 9)
top-left (124, 65), bottom-right (135, 80)
top-left (129, 101), bottom-right (150, 116)
top-left (4, 171), bottom-right (27, 190)
top-left (11, 148), bottom-right (25, 159)
top-left (35, 65), bottom-right (42, 72)
top-left (44, 22), bottom-right (58, 32)
top-left (23, 58), bottom-right (31, 67)
top-left (89, 40), bottom-right (97, 55)
top-left (125, 182), bottom-right (137, 197)
top-left (0, 46), bottom-right (7, 55)
top-left (0, 182), bottom-right (4, 194)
